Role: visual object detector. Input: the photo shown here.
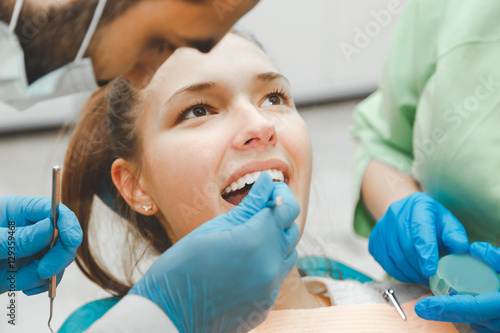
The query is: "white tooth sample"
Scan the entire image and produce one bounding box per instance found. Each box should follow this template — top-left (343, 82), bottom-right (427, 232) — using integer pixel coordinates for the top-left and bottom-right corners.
top-left (272, 169), bottom-right (279, 179)
top-left (265, 169), bottom-right (274, 178)
top-left (244, 173), bottom-right (255, 185)
top-left (231, 182), bottom-right (238, 191)
top-left (277, 170), bottom-right (285, 181)
top-left (237, 177), bottom-right (246, 190)
top-left (253, 171), bottom-right (262, 180)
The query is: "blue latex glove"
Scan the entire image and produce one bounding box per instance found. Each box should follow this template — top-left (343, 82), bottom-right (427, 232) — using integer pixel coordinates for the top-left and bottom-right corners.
top-left (416, 242), bottom-right (500, 333)
top-left (129, 172), bottom-right (300, 333)
top-left (0, 196), bottom-right (82, 295)
top-left (369, 192), bottom-right (469, 284)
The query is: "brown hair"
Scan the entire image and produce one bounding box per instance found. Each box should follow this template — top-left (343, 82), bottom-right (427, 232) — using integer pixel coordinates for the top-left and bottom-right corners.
top-left (62, 78), bottom-right (171, 296)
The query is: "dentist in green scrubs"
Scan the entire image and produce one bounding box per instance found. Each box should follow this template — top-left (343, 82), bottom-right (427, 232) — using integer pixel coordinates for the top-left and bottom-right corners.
top-left (351, 0), bottom-right (500, 331)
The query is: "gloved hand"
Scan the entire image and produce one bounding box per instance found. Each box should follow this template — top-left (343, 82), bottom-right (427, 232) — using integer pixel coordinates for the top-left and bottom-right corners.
top-left (369, 192), bottom-right (469, 284)
top-left (416, 242), bottom-right (500, 333)
top-left (0, 196), bottom-right (83, 295)
top-left (129, 172), bottom-right (300, 333)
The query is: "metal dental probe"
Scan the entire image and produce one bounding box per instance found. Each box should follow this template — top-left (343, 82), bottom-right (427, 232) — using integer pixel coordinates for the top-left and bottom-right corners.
top-left (383, 289), bottom-right (407, 320)
top-left (48, 166), bottom-right (61, 333)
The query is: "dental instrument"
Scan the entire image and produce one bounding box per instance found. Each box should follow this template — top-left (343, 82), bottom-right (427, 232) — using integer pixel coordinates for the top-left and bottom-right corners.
top-left (265, 196), bottom-right (284, 208)
top-left (382, 289), bottom-right (406, 320)
top-left (48, 166), bottom-right (60, 333)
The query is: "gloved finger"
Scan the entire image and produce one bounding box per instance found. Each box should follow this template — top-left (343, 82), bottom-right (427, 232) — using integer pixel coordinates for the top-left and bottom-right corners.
top-left (281, 222), bottom-right (300, 257)
top-left (57, 204), bottom-right (83, 248)
top-left (0, 196), bottom-right (48, 227)
top-left (386, 221), bottom-right (424, 283)
top-left (37, 239), bottom-right (78, 279)
top-left (22, 283), bottom-right (48, 296)
top-left (282, 248), bottom-right (298, 278)
top-left (389, 238), bottom-right (426, 283)
top-left (439, 208), bottom-right (469, 255)
top-left (389, 209), bottom-right (429, 283)
top-left (470, 242), bottom-right (500, 272)
top-left (17, 197), bottom-right (52, 227)
top-left (0, 218), bottom-right (53, 260)
top-left (415, 292), bottom-right (500, 322)
top-left (270, 182), bottom-right (300, 230)
top-left (226, 172), bottom-right (274, 224)
top-left (23, 271), bottom-right (64, 296)
top-left (471, 319), bottom-right (500, 333)
top-left (409, 200), bottom-right (440, 277)
top-left (6, 260), bottom-right (46, 291)
top-left (369, 222), bottom-right (415, 283)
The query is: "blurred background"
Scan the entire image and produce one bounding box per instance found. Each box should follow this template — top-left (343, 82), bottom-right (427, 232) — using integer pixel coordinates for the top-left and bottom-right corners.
top-left (0, 0), bottom-right (409, 331)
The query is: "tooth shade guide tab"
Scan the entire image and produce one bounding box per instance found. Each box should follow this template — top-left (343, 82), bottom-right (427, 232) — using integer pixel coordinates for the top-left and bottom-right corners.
top-left (266, 196), bottom-right (284, 208)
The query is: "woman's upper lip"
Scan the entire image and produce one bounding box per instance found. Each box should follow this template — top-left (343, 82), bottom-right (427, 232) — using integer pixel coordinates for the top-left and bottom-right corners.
top-left (222, 159), bottom-right (290, 192)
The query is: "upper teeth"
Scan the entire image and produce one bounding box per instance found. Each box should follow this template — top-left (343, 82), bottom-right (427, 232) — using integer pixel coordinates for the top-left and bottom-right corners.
top-left (223, 169), bottom-right (285, 195)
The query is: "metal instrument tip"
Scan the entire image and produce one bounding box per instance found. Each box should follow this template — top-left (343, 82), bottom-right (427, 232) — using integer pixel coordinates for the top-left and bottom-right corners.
top-left (48, 298), bottom-right (55, 333)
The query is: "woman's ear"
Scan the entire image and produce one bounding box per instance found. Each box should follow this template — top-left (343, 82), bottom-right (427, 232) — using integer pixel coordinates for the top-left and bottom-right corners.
top-left (111, 158), bottom-right (158, 216)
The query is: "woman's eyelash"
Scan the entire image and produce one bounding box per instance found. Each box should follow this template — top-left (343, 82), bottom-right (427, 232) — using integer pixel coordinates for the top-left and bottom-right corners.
top-left (267, 87), bottom-right (292, 103)
top-left (176, 101), bottom-right (210, 123)
top-left (176, 87), bottom-right (291, 123)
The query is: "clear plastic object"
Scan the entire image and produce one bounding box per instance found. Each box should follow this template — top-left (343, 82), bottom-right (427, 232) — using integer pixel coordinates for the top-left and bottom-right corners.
top-left (430, 254), bottom-right (500, 296)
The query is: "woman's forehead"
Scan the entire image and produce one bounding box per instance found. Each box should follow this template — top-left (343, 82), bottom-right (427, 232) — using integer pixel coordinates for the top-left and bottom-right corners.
top-left (148, 34), bottom-right (278, 93)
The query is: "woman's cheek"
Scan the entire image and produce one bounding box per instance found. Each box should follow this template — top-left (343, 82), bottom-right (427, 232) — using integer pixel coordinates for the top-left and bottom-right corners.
top-left (169, 172), bottom-right (222, 234)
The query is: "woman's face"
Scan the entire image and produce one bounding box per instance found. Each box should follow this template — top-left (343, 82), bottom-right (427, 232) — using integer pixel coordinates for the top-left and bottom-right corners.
top-left (136, 34), bottom-right (312, 242)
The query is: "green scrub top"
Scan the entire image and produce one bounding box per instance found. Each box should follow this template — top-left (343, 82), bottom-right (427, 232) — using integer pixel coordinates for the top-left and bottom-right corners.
top-left (350, 0), bottom-right (500, 246)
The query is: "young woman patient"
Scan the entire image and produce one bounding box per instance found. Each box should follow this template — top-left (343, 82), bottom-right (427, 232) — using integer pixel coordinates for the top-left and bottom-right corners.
top-left (62, 33), bottom-right (472, 332)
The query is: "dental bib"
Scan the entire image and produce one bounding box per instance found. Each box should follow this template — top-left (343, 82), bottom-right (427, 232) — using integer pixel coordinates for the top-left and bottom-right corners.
top-left (249, 296), bottom-right (458, 333)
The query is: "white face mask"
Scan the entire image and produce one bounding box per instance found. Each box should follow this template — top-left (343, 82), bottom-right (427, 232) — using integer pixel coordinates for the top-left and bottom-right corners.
top-left (0, 0), bottom-right (107, 112)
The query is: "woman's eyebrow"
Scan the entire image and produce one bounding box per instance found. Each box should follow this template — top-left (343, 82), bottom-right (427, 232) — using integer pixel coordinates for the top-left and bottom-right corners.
top-left (255, 72), bottom-right (290, 84)
top-left (162, 82), bottom-right (216, 110)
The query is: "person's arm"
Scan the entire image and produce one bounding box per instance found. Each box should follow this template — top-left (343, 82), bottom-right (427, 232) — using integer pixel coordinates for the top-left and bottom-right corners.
top-left (361, 160), bottom-right (420, 220)
top-left (351, 0), bottom-right (470, 285)
top-left (350, 0), bottom-right (444, 235)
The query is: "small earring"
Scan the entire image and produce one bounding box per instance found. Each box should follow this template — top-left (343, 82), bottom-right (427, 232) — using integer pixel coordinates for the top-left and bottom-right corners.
top-left (142, 202), bottom-right (153, 212)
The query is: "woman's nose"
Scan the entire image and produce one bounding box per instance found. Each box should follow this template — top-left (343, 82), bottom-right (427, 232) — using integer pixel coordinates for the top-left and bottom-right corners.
top-left (123, 63), bottom-right (157, 89)
top-left (232, 106), bottom-right (277, 150)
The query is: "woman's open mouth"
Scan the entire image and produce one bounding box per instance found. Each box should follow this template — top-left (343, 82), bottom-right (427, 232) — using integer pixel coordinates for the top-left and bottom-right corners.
top-left (222, 169), bottom-right (286, 206)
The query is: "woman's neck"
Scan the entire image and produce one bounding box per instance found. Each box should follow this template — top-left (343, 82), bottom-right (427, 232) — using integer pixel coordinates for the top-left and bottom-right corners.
top-left (272, 266), bottom-right (330, 310)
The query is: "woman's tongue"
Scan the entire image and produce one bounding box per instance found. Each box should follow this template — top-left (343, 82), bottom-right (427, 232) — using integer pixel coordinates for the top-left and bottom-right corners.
top-left (223, 183), bottom-right (253, 206)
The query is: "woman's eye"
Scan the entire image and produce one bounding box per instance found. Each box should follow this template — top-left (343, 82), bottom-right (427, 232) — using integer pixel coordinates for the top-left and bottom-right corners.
top-left (182, 106), bottom-right (210, 120)
top-left (262, 94), bottom-right (284, 107)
